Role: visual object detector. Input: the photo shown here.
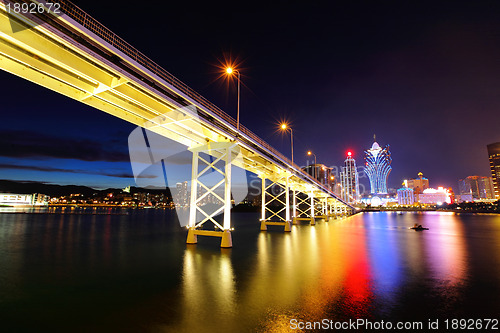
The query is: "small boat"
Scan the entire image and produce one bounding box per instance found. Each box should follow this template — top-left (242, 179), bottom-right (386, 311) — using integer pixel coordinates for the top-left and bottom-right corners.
top-left (410, 224), bottom-right (428, 231)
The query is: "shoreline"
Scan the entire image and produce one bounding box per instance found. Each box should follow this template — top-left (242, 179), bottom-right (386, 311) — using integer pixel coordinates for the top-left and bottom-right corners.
top-left (363, 208), bottom-right (500, 214)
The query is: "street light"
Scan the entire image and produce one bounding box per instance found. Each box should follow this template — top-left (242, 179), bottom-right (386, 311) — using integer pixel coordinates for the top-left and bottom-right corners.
top-left (307, 151), bottom-right (317, 179)
top-left (225, 66), bottom-right (241, 131)
top-left (280, 123), bottom-right (294, 165)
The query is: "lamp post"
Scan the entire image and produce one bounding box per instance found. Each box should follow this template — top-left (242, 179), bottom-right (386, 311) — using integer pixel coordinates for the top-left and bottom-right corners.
top-left (280, 123), bottom-right (294, 165)
top-left (307, 151), bottom-right (317, 179)
top-left (225, 67), bottom-right (241, 131)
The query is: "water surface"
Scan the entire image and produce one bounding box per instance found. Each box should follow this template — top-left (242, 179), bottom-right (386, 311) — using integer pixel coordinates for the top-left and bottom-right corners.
top-left (1, 209), bottom-right (499, 332)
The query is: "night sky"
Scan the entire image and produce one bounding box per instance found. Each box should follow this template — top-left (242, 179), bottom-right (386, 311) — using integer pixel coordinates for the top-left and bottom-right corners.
top-left (1, 0), bottom-right (499, 191)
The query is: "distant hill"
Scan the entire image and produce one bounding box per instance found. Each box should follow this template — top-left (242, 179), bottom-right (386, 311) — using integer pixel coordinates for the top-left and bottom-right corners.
top-left (0, 179), bottom-right (171, 197)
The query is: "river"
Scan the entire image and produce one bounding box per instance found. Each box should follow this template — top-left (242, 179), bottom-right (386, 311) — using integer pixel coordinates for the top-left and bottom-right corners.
top-left (1, 208), bottom-right (499, 332)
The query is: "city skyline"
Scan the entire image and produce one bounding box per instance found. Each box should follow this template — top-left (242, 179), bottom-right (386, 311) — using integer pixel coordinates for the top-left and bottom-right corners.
top-left (2, 3), bottom-right (500, 330)
top-left (0, 1), bottom-right (499, 191)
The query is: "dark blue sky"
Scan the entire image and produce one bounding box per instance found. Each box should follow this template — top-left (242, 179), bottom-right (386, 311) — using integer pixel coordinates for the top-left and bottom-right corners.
top-left (1, 0), bottom-right (499, 191)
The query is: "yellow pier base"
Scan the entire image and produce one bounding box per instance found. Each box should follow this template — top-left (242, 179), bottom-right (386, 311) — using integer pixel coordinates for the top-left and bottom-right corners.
top-left (260, 220), bottom-right (267, 231)
top-left (186, 228), bottom-right (198, 244)
top-left (220, 230), bottom-right (233, 248)
top-left (186, 228), bottom-right (233, 248)
top-left (293, 217), bottom-right (315, 225)
top-left (260, 220), bottom-right (292, 232)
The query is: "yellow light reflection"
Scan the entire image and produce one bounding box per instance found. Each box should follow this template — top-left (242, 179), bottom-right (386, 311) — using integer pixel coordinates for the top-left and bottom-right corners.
top-left (181, 247), bottom-right (236, 332)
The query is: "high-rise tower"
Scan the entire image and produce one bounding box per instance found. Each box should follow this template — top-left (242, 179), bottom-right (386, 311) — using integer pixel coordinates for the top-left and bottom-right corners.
top-left (340, 151), bottom-right (360, 203)
top-left (487, 142), bottom-right (500, 199)
top-left (364, 137), bottom-right (392, 194)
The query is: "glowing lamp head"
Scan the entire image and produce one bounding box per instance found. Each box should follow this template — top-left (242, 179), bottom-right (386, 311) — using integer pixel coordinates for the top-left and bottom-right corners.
top-left (307, 151), bottom-right (312, 155)
top-left (226, 67), bottom-right (233, 74)
top-left (347, 151), bottom-right (352, 157)
top-left (280, 123), bottom-right (287, 130)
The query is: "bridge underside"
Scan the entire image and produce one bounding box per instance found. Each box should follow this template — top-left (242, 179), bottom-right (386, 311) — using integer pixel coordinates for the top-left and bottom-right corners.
top-left (0, 1), bottom-right (355, 247)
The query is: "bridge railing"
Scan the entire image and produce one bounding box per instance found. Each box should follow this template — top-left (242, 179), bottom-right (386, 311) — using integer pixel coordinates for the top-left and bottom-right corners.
top-left (52, 0), bottom-right (344, 202)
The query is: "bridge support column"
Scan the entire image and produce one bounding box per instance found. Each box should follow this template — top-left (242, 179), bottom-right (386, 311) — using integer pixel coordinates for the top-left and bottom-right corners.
top-left (293, 190), bottom-right (313, 224)
top-left (260, 174), bottom-right (291, 232)
top-left (339, 205), bottom-right (346, 217)
top-left (260, 176), bottom-right (267, 231)
top-left (319, 198), bottom-right (328, 221)
top-left (284, 176), bottom-right (291, 232)
top-left (292, 190), bottom-right (298, 225)
top-left (186, 142), bottom-right (237, 248)
top-left (310, 190), bottom-right (316, 225)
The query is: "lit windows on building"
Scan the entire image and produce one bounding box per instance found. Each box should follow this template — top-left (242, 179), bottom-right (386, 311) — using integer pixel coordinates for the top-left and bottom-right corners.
top-left (418, 187), bottom-right (452, 205)
top-left (406, 172), bottom-right (429, 195)
top-left (458, 175), bottom-right (495, 200)
top-left (176, 181), bottom-right (188, 206)
top-left (340, 151), bottom-right (359, 203)
top-left (0, 193), bottom-right (49, 207)
top-left (364, 139), bottom-right (392, 194)
top-left (397, 187), bottom-right (414, 205)
top-left (302, 164), bottom-right (334, 191)
top-left (487, 142), bottom-right (500, 199)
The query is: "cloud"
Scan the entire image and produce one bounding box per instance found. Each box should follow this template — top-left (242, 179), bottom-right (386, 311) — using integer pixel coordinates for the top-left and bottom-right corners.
top-left (0, 163), bottom-right (156, 179)
top-left (0, 130), bottom-right (129, 162)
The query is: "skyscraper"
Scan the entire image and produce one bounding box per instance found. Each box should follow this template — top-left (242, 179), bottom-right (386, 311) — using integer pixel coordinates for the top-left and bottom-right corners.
top-left (487, 142), bottom-right (500, 199)
top-left (364, 138), bottom-right (392, 194)
top-left (340, 151), bottom-right (360, 203)
top-left (302, 164), bottom-right (334, 190)
top-left (458, 175), bottom-right (495, 200)
top-left (176, 181), bottom-right (188, 206)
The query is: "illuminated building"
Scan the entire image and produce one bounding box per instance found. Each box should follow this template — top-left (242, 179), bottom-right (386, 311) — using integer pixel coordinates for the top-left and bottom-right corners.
top-left (447, 187), bottom-right (456, 204)
top-left (340, 151), bottom-right (359, 203)
top-left (418, 187), bottom-right (452, 205)
top-left (404, 172), bottom-right (429, 202)
top-left (459, 193), bottom-right (473, 202)
top-left (176, 181), bottom-right (188, 206)
top-left (406, 172), bottom-right (429, 196)
top-left (397, 187), bottom-right (414, 205)
top-left (458, 176), bottom-right (495, 200)
top-left (0, 193), bottom-right (49, 207)
top-left (487, 142), bottom-right (500, 199)
top-left (302, 164), bottom-right (334, 190)
top-left (364, 139), bottom-right (392, 195)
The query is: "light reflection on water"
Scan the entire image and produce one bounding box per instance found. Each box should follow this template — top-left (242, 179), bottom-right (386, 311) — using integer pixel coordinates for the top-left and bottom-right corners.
top-left (0, 210), bottom-right (499, 332)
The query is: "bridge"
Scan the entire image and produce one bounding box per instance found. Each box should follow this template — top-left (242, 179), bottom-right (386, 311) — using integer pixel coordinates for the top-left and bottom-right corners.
top-left (0, 0), bottom-right (355, 247)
